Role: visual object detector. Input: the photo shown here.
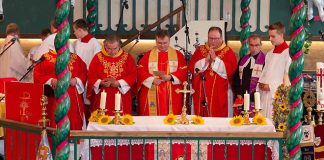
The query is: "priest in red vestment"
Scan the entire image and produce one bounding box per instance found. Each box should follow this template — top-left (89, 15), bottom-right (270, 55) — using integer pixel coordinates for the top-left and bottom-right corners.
top-left (189, 27), bottom-right (237, 117)
top-left (87, 34), bottom-right (136, 115)
top-left (137, 30), bottom-right (187, 116)
top-left (33, 49), bottom-right (87, 130)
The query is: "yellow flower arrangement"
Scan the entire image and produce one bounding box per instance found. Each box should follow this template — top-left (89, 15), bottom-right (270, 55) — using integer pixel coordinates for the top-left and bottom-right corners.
top-left (121, 114), bottom-right (134, 125)
top-left (252, 114), bottom-right (267, 125)
top-left (164, 114), bottom-right (177, 125)
top-left (98, 115), bottom-right (112, 125)
top-left (191, 116), bottom-right (204, 125)
top-left (277, 123), bottom-right (287, 132)
top-left (230, 116), bottom-right (244, 126)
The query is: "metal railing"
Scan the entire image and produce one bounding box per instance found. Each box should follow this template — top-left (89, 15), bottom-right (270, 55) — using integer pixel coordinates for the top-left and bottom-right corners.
top-left (0, 118), bottom-right (284, 160)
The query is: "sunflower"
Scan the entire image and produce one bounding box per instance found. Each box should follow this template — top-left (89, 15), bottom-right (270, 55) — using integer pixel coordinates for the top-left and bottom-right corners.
top-left (164, 114), bottom-right (177, 125)
top-left (279, 103), bottom-right (287, 111)
top-left (121, 114), bottom-right (134, 125)
top-left (98, 115), bottom-right (111, 125)
top-left (277, 123), bottom-right (287, 132)
top-left (274, 91), bottom-right (280, 99)
top-left (229, 116), bottom-right (244, 126)
top-left (191, 115), bottom-right (204, 125)
top-left (253, 114), bottom-right (267, 125)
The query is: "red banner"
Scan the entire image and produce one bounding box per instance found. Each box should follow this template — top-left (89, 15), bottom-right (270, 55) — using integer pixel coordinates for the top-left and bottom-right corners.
top-left (5, 82), bottom-right (44, 160)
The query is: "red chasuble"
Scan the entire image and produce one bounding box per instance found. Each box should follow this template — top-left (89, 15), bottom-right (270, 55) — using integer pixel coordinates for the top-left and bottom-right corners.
top-left (137, 47), bottom-right (187, 116)
top-left (33, 50), bottom-right (87, 130)
top-left (189, 44), bottom-right (237, 117)
top-left (87, 48), bottom-right (136, 115)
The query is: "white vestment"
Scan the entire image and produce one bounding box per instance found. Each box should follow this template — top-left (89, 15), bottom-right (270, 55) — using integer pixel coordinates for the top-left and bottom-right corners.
top-left (0, 35), bottom-right (31, 81)
top-left (33, 33), bottom-right (74, 60)
top-left (73, 37), bottom-right (101, 68)
top-left (258, 48), bottom-right (291, 119)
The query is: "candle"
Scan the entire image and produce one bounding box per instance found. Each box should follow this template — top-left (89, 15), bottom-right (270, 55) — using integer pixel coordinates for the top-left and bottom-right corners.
top-left (244, 91), bottom-right (250, 111)
top-left (317, 62), bottom-right (324, 110)
top-left (254, 92), bottom-right (261, 110)
top-left (99, 90), bottom-right (107, 109)
top-left (115, 92), bottom-right (121, 111)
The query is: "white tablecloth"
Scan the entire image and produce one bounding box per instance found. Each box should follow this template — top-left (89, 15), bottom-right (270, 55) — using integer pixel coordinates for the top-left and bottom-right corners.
top-left (82, 116), bottom-right (278, 160)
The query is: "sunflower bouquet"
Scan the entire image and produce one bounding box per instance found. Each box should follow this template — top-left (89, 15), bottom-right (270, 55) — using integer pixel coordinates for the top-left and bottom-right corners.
top-left (252, 114), bottom-right (267, 125)
top-left (163, 114), bottom-right (205, 125)
top-left (88, 110), bottom-right (134, 125)
top-left (272, 84), bottom-right (290, 159)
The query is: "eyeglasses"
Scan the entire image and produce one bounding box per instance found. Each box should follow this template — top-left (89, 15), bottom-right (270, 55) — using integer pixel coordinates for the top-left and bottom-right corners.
top-left (208, 37), bottom-right (221, 41)
top-left (249, 44), bottom-right (261, 47)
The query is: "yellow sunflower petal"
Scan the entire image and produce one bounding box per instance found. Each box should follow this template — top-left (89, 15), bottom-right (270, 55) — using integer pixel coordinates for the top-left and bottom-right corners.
top-left (230, 116), bottom-right (244, 126)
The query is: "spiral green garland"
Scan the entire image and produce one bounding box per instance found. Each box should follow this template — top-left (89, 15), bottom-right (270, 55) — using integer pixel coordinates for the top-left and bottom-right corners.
top-left (87, 0), bottom-right (97, 35)
top-left (54, 0), bottom-right (71, 159)
top-left (288, 0), bottom-right (306, 159)
top-left (239, 0), bottom-right (251, 58)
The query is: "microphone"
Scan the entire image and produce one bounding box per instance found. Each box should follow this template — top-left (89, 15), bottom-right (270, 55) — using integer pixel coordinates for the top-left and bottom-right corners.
top-left (175, 36), bottom-right (178, 44)
top-left (123, 0), bottom-right (129, 9)
top-left (11, 37), bottom-right (17, 42)
top-left (195, 68), bottom-right (206, 80)
top-left (27, 56), bottom-right (45, 71)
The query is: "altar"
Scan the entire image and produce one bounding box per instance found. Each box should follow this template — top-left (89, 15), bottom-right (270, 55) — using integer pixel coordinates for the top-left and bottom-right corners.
top-left (82, 116), bottom-right (280, 160)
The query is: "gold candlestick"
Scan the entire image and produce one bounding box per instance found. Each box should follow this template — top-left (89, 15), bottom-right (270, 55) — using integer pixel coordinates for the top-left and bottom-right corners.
top-left (178, 105), bottom-right (189, 125)
top-left (241, 110), bottom-right (251, 125)
top-left (306, 106), bottom-right (313, 125)
top-left (316, 109), bottom-right (324, 125)
top-left (113, 110), bottom-right (123, 125)
top-left (98, 108), bottom-right (107, 116)
top-left (253, 108), bottom-right (263, 116)
top-left (38, 95), bottom-right (50, 128)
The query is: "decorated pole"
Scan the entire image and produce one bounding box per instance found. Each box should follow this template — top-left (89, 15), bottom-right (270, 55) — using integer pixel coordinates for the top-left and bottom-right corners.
top-left (54, 0), bottom-right (71, 159)
top-left (288, 0), bottom-right (306, 159)
top-left (87, 0), bottom-right (97, 35)
top-left (239, 0), bottom-right (251, 58)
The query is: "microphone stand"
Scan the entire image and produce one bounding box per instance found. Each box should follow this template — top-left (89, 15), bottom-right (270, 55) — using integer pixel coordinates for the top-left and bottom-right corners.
top-left (199, 72), bottom-right (209, 117)
top-left (0, 40), bottom-right (16, 57)
top-left (116, 0), bottom-right (128, 34)
top-left (180, 0), bottom-right (193, 114)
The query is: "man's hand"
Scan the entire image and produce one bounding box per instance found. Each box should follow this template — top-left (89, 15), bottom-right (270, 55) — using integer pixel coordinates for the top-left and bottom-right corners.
top-left (160, 74), bottom-right (172, 81)
top-left (100, 79), bottom-right (111, 87)
top-left (70, 78), bottom-right (77, 86)
top-left (110, 79), bottom-right (120, 88)
top-left (209, 50), bottom-right (217, 60)
top-left (51, 79), bottom-right (58, 89)
top-left (259, 83), bottom-right (270, 91)
top-left (153, 78), bottom-right (163, 85)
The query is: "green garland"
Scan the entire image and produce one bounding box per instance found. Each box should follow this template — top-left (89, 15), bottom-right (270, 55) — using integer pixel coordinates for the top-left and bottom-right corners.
top-left (239, 0), bottom-right (251, 58)
top-left (288, 0), bottom-right (306, 159)
top-left (87, 0), bottom-right (97, 35)
top-left (54, 0), bottom-right (71, 159)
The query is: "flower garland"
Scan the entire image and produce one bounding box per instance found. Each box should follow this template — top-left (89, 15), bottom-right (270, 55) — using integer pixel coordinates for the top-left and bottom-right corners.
top-left (272, 84), bottom-right (290, 159)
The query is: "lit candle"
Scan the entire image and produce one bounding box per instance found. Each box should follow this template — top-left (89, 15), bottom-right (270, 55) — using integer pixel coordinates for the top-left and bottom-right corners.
top-left (254, 92), bottom-right (261, 110)
top-left (244, 91), bottom-right (250, 111)
top-left (99, 90), bottom-right (107, 109)
top-left (115, 92), bottom-right (121, 111)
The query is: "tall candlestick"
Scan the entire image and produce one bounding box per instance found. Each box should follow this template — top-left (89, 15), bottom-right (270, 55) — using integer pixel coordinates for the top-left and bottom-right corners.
top-left (244, 91), bottom-right (250, 111)
top-left (115, 92), bottom-right (121, 111)
top-left (254, 92), bottom-right (261, 110)
top-left (100, 90), bottom-right (107, 109)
